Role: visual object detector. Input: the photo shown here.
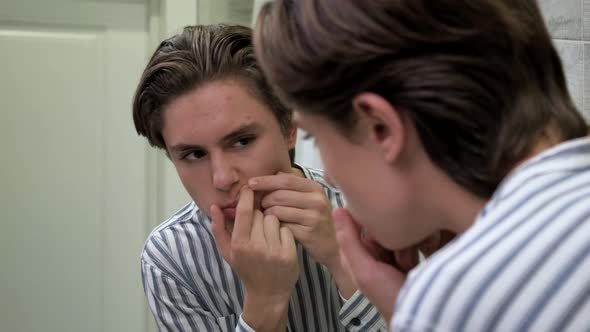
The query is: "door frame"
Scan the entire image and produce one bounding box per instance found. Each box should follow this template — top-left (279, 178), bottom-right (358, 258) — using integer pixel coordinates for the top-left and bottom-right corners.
top-left (144, 1), bottom-right (197, 331)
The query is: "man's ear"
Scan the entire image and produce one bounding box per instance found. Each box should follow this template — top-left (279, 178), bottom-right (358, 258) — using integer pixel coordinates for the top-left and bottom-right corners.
top-left (286, 124), bottom-right (297, 149)
top-left (352, 92), bottom-right (405, 163)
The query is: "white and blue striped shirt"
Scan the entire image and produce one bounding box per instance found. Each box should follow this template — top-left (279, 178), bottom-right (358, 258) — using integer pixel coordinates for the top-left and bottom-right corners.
top-left (141, 165), bottom-right (386, 331)
top-left (392, 137), bottom-right (590, 332)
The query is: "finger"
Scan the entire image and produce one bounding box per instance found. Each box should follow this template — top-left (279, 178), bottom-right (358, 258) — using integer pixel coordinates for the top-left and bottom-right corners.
top-left (248, 173), bottom-right (319, 193)
top-left (260, 189), bottom-right (325, 210)
top-left (253, 190), bottom-right (265, 212)
top-left (279, 226), bottom-right (297, 257)
top-left (333, 208), bottom-right (404, 319)
top-left (250, 210), bottom-right (265, 242)
top-left (264, 206), bottom-right (315, 227)
top-left (233, 187), bottom-right (254, 242)
top-left (333, 208), bottom-right (387, 277)
top-left (210, 205), bottom-right (231, 262)
top-left (263, 214), bottom-right (281, 250)
top-left (280, 222), bottom-right (307, 244)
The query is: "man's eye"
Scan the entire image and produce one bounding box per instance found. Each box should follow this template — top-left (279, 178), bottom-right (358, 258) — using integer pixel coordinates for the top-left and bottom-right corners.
top-left (232, 136), bottom-right (255, 148)
top-left (183, 150), bottom-right (207, 160)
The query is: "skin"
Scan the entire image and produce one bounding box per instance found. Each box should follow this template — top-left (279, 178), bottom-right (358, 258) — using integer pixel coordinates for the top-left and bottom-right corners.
top-left (293, 90), bottom-right (568, 324)
top-left (161, 78), bottom-right (357, 330)
top-left (211, 187), bottom-right (297, 331)
top-left (294, 92), bottom-right (489, 320)
top-left (162, 79), bottom-right (295, 224)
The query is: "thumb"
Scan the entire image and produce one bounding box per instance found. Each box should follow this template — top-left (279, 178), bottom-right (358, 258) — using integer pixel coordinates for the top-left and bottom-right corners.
top-left (210, 205), bottom-right (231, 263)
top-left (333, 208), bottom-right (379, 280)
top-left (333, 207), bottom-right (404, 320)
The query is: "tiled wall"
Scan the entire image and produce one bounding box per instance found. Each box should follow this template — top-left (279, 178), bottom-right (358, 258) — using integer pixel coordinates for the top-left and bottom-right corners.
top-left (539, 0), bottom-right (590, 121)
top-left (197, 0), bottom-right (254, 26)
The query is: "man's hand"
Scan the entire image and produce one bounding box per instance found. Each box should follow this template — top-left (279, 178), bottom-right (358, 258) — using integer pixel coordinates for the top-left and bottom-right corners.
top-left (334, 207), bottom-right (407, 321)
top-left (334, 207), bottom-right (454, 322)
top-left (249, 172), bottom-right (361, 298)
top-left (249, 172), bottom-right (339, 268)
top-left (211, 187), bottom-right (299, 331)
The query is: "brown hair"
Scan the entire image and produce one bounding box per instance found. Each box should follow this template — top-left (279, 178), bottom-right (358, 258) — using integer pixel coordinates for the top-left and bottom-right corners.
top-left (255, 0), bottom-right (587, 197)
top-left (133, 24), bottom-right (293, 157)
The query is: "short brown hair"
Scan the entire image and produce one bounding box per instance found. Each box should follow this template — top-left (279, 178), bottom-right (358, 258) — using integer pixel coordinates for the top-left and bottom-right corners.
top-left (133, 24), bottom-right (293, 153)
top-left (255, 0), bottom-right (587, 197)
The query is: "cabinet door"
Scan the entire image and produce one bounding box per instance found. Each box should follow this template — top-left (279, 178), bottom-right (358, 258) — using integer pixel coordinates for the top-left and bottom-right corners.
top-left (0, 1), bottom-right (151, 331)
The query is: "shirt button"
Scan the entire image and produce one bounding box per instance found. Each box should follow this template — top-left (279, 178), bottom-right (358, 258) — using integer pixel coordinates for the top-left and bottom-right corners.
top-left (351, 317), bottom-right (361, 326)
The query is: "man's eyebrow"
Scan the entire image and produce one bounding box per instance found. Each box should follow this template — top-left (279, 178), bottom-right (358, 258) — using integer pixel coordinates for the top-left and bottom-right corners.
top-left (221, 123), bottom-right (260, 144)
top-left (168, 143), bottom-right (204, 154)
top-left (167, 124), bottom-right (261, 153)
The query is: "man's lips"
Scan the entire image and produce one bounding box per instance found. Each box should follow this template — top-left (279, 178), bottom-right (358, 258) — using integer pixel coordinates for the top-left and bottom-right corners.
top-left (218, 191), bottom-right (265, 220)
top-left (220, 201), bottom-right (238, 219)
top-left (221, 207), bottom-right (237, 219)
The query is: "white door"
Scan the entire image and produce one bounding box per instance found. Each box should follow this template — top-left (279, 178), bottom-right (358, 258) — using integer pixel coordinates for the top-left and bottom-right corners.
top-left (0, 1), bottom-right (153, 331)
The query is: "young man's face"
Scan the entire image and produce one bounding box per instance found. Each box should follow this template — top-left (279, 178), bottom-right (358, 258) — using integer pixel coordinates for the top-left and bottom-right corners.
top-left (162, 79), bottom-right (295, 224)
top-left (294, 111), bottom-right (426, 251)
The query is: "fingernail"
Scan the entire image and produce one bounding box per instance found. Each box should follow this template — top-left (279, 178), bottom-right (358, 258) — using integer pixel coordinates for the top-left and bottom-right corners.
top-left (248, 179), bottom-right (258, 186)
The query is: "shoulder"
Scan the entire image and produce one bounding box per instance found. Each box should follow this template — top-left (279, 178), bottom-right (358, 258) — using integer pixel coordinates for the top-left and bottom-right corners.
top-left (150, 201), bottom-right (196, 234)
top-left (143, 201), bottom-right (198, 249)
top-left (392, 141), bottom-right (590, 331)
top-left (391, 236), bottom-right (481, 331)
top-left (394, 184), bottom-right (590, 331)
top-left (140, 202), bottom-right (216, 276)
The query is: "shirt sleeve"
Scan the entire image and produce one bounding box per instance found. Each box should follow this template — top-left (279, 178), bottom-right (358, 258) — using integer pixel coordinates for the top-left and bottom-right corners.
top-left (339, 290), bottom-right (388, 331)
top-left (141, 236), bottom-right (239, 332)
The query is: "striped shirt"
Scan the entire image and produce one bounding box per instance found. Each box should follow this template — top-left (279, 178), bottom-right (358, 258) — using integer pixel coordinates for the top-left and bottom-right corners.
top-left (141, 165), bottom-right (386, 331)
top-left (391, 137), bottom-right (590, 332)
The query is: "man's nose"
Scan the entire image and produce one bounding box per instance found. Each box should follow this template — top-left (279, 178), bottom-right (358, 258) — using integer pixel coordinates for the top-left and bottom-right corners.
top-left (211, 153), bottom-right (239, 191)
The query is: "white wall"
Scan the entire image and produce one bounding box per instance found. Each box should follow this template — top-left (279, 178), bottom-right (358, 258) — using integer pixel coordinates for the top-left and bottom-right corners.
top-left (539, 0), bottom-right (590, 121)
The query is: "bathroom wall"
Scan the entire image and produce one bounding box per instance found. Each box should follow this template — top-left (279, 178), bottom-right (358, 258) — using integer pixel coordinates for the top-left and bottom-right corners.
top-left (539, 0), bottom-right (590, 120)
